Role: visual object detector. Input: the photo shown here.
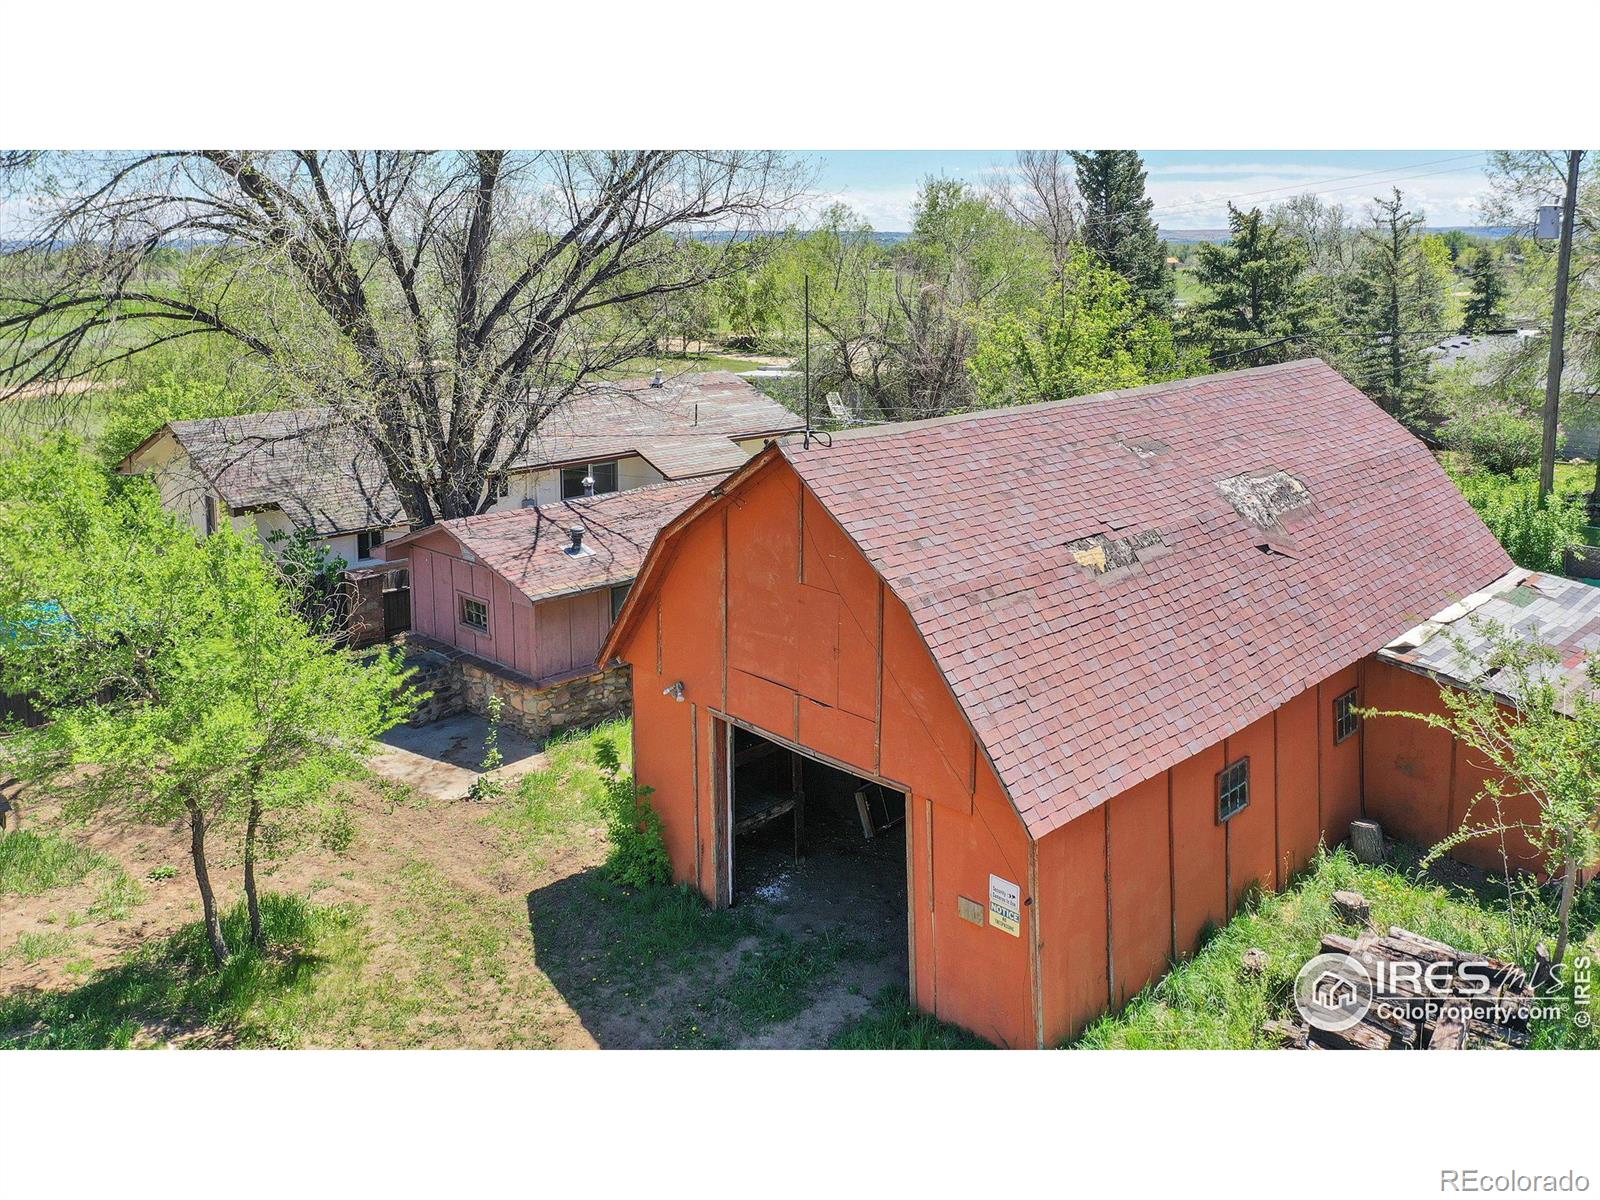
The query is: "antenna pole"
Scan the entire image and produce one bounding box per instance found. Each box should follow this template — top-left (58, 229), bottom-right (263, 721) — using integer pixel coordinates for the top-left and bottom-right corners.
top-left (803, 273), bottom-right (812, 450)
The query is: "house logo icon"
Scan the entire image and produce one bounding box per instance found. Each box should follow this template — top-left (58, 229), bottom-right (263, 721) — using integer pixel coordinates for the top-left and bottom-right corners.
top-left (1294, 952), bottom-right (1373, 1032)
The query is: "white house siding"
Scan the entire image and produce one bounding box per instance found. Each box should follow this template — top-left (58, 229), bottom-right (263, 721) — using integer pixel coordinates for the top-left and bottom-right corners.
top-left (126, 435), bottom-right (214, 535)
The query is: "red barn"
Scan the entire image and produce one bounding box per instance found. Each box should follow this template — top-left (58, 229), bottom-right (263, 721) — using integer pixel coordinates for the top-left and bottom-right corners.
top-left (600, 360), bottom-right (1515, 1047)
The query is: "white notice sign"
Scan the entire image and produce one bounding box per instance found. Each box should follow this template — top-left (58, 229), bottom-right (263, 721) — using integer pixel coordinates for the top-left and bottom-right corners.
top-left (988, 874), bottom-right (1021, 937)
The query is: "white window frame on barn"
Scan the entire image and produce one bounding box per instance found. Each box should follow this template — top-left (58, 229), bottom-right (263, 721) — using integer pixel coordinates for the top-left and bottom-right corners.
top-left (459, 594), bottom-right (489, 633)
top-left (1216, 757), bottom-right (1250, 823)
top-left (1334, 688), bottom-right (1361, 743)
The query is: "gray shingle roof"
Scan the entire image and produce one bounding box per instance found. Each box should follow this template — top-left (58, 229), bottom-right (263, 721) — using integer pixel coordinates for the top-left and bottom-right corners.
top-left (138, 371), bottom-right (798, 536)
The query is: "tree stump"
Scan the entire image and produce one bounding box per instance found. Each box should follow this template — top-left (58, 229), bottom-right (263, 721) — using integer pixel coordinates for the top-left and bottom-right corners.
top-left (1349, 819), bottom-right (1384, 865)
top-left (1332, 890), bottom-right (1372, 926)
top-left (1241, 948), bottom-right (1269, 976)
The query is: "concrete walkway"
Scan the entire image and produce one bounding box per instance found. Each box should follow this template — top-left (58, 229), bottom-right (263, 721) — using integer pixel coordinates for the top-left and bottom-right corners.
top-left (370, 714), bottom-right (548, 802)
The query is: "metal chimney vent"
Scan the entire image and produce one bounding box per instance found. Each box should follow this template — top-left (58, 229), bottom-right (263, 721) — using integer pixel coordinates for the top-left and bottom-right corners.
top-left (583, 474), bottom-right (595, 497)
top-left (651, 367), bottom-right (664, 388)
top-left (564, 524), bottom-right (593, 557)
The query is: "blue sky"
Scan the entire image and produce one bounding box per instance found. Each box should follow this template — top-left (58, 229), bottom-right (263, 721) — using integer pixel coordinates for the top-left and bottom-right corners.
top-left (804, 150), bottom-right (1497, 230)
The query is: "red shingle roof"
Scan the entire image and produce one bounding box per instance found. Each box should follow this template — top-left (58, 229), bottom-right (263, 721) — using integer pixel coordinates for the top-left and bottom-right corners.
top-left (392, 477), bottom-right (715, 604)
top-left (780, 359), bottom-right (1514, 838)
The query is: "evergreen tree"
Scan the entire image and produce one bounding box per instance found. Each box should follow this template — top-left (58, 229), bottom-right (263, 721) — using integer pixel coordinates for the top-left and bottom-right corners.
top-left (1345, 188), bottom-right (1449, 430)
top-left (1461, 247), bottom-right (1507, 333)
top-left (1185, 204), bottom-right (1321, 365)
top-left (1071, 150), bottom-right (1172, 314)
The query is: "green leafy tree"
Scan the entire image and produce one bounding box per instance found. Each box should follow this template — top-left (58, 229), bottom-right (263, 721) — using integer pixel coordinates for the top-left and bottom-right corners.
top-left (1462, 248), bottom-right (1508, 333)
top-left (1368, 623), bottom-right (1600, 967)
top-left (96, 371), bottom-right (272, 469)
top-left (1345, 188), bottom-right (1449, 430)
top-left (1451, 467), bottom-right (1585, 572)
top-left (1071, 151), bottom-right (1172, 314)
top-left (969, 247), bottom-right (1198, 406)
top-left (0, 438), bottom-right (415, 960)
top-left (1184, 205), bottom-right (1322, 365)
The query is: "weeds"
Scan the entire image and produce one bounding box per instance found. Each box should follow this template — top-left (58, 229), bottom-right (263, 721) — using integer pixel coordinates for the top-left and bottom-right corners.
top-left (1074, 845), bottom-right (1600, 1049)
top-left (4, 930), bottom-right (75, 965)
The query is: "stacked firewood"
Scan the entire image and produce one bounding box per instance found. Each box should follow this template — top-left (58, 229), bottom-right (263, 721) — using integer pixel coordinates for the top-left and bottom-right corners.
top-left (1268, 925), bottom-right (1536, 1050)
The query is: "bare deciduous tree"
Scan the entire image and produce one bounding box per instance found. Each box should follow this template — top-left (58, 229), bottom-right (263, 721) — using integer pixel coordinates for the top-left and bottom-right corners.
top-left (0, 151), bottom-right (810, 524)
top-left (991, 149), bottom-right (1079, 269)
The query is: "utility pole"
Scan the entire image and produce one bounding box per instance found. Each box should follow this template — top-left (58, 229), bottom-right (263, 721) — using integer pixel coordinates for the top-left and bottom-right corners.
top-left (802, 273), bottom-right (811, 450)
top-left (1538, 149), bottom-right (1584, 500)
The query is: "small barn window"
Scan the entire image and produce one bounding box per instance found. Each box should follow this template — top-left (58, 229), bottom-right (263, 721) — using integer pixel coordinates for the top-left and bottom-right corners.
top-left (459, 595), bottom-right (489, 632)
top-left (357, 528), bottom-right (385, 560)
top-left (1334, 689), bottom-right (1361, 743)
top-left (610, 582), bottom-right (631, 624)
top-left (1216, 758), bottom-right (1250, 823)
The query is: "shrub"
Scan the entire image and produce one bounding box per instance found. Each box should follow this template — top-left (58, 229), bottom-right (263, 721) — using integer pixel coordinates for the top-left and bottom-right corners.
top-left (595, 735), bottom-right (670, 888)
top-left (1443, 400), bottom-right (1541, 476)
top-left (320, 804), bottom-right (356, 854)
top-left (1453, 468), bottom-right (1585, 573)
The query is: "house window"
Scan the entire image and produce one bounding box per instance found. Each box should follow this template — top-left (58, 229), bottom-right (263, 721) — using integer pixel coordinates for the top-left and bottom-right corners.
top-left (610, 582), bottom-right (631, 624)
top-left (357, 528), bottom-right (385, 560)
top-left (1216, 758), bottom-right (1250, 823)
top-left (1334, 689), bottom-right (1361, 743)
top-left (204, 495), bottom-right (218, 536)
top-left (459, 595), bottom-right (489, 633)
top-left (561, 460), bottom-right (620, 499)
top-left (488, 474), bottom-right (510, 500)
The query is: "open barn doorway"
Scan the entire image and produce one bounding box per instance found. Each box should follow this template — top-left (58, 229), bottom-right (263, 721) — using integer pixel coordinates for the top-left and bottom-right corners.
top-left (720, 719), bottom-right (911, 996)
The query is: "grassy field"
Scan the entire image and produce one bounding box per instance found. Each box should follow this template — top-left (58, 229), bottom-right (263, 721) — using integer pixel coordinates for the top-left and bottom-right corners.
top-left (1075, 844), bottom-right (1600, 1050)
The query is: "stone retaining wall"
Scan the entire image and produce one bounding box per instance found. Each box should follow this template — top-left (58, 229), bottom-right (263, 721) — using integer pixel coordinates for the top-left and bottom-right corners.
top-left (396, 634), bottom-right (631, 742)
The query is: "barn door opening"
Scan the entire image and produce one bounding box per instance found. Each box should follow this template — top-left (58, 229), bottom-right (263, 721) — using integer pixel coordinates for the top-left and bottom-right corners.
top-left (723, 721), bottom-right (910, 997)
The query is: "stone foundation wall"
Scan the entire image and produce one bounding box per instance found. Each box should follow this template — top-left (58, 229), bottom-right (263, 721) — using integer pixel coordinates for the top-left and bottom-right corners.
top-left (459, 659), bottom-right (632, 741)
top-left (395, 634), bottom-right (631, 742)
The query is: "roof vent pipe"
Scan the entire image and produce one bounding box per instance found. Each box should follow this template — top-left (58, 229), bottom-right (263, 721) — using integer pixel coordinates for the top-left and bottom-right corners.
top-left (582, 473), bottom-right (595, 497)
top-left (567, 525), bottom-right (584, 553)
top-left (651, 367), bottom-right (664, 388)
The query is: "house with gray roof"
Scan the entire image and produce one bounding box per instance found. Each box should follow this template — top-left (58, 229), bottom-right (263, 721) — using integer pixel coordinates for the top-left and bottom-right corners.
top-left (117, 371), bottom-right (799, 640)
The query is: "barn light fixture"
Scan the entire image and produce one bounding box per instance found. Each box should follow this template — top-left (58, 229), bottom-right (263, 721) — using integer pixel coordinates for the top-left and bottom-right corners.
top-left (663, 681), bottom-right (686, 702)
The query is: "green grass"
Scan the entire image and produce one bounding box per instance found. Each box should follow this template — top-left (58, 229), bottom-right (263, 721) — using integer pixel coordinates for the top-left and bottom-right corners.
top-left (3, 930), bottom-right (75, 965)
top-left (1074, 845), bottom-right (1600, 1050)
top-left (491, 718), bottom-right (629, 861)
top-left (722, 928), bottom-right (864, 1029)
top-left (830, 987), bottom-right (993, 1049)
top-left (0, 893), bottom-right (356, 1048)
top-left (0, 830), bottom-right (108, 896)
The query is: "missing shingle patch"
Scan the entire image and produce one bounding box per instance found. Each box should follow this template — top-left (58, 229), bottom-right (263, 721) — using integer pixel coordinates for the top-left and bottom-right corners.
top-left (1117, 435), bottom-right (1170, 461)
top-left (1065, 529), bottom-right (1168, 577)
top-left (1217, 469), bottom-right (1313, 530)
